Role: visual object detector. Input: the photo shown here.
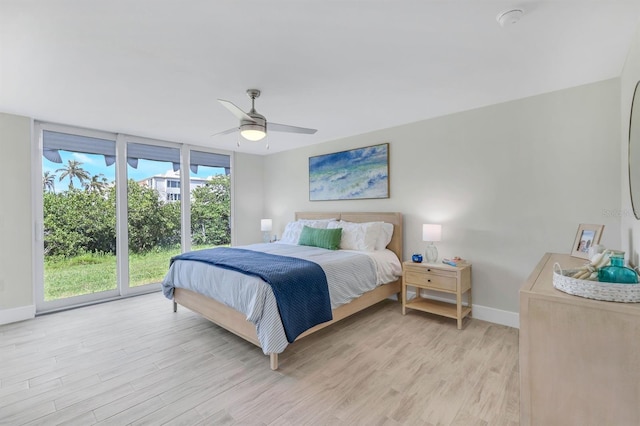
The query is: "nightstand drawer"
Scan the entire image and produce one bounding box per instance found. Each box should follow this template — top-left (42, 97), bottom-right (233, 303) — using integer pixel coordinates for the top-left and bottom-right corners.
top-left (404, 264), bottom-right (457, 278)
top-left (405, 271), bottom-right (457, 292)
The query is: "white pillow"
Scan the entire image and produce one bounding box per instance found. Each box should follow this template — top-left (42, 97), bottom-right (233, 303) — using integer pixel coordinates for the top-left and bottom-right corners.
top-left (375, 222), bottom-right (394, 250)
top-left (299, 218), bottom-right (336, 228)
top-left (327, 220), bottom-right (382, 252)
top-left (279, 219), bottom-right (336, 244)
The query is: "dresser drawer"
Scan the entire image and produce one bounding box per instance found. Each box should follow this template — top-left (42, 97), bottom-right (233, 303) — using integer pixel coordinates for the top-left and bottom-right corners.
top-left (405, 271), bottom-right (457, 292)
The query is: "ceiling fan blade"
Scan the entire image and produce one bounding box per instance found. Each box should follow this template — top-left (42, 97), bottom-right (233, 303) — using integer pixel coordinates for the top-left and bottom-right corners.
top-left (211, 127), bottom-right (239, 137)
top-left (218, 99), bottom-right (255, 122)
top-left (268, 122), bottom-right (317, 135)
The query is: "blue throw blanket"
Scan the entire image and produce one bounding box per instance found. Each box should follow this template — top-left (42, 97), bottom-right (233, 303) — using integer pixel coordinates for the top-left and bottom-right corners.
top-left (170, 247), bottom-right (333, 343)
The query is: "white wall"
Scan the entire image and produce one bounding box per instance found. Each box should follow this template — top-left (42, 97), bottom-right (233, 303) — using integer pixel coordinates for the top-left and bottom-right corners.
top-left (621, 27), bottom-right (640, 265)
top-left (233, 152), bottom-right (265, 245)
top-left (0, 113), bottom-right (35, 323)
top-left (264, 79), bottom-right (621, 321)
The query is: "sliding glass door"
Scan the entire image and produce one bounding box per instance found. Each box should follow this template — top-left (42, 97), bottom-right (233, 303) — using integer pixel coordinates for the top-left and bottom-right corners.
top-left (35, 123), bottom-right (232, 312)
top-left (126, 141), bottom-right (182, 291)
top-left (37, 126), bottom-right (119, 310)
top-left (189, 150), bottom-right (231, 252)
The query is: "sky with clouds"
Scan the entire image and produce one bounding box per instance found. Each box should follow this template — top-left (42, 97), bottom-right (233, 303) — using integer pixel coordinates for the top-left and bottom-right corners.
top-left (43, 150), bottom-right (225, 191)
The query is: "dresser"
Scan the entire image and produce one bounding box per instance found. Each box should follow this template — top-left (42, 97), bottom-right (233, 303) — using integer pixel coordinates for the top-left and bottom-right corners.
top-left (520, 253), bottom-right (640, 425)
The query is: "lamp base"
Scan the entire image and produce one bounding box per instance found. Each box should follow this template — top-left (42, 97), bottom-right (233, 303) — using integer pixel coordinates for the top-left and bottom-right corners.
top-left (425, 244), bottom-right (438, 263)
top-left (263, 231), bottom-right (270, 243)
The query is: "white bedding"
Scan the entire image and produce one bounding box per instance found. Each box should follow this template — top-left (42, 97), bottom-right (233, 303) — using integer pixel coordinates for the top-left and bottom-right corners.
top-left (162, 243), bottom-right (401, 354)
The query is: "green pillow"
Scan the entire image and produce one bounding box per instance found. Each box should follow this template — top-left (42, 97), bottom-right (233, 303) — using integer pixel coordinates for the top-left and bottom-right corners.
top-left (298, 225), bottom-right (342, 250)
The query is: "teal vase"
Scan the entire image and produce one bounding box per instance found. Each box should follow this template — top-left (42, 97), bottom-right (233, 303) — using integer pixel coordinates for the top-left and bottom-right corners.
top-left (598, 251), bottom-right (639, 284)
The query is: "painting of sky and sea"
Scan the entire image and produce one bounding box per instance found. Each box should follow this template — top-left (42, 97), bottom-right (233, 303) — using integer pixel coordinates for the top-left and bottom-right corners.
top-left (309, 143), bottom-right (389, 201)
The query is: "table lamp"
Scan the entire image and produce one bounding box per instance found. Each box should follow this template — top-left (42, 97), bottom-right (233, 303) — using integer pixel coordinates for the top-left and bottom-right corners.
top-left (423, 224), bottom-right (442, 263)
top-left (261, 219), bottom-right (272, 243)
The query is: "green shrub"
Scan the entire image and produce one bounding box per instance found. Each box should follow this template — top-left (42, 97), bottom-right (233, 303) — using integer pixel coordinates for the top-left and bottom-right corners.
top-left (43, 175), bottom-right (231, 258)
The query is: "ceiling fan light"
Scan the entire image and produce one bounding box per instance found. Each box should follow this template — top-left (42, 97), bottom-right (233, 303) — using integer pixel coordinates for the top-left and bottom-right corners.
top-left (240, 124), bottom-right (266, 141)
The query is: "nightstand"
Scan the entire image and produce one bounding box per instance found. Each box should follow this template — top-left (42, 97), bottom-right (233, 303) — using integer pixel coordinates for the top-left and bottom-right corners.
top-left (402, 261), bottom-right (472, 329)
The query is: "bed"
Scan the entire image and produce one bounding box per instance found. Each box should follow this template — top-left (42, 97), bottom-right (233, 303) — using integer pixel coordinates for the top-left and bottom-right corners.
top-left (163, 211), bottom-right (403, 370)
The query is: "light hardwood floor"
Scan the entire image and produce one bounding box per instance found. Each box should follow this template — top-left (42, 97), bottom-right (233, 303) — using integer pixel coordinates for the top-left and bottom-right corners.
top-left (0, 293), bottom-right (519, 425)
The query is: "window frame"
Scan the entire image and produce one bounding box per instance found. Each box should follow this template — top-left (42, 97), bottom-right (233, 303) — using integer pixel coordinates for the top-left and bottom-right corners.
top-left (33, 122), bottom-right (234, 312)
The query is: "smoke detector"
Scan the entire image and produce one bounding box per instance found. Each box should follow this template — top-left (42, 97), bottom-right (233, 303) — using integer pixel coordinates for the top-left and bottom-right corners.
top-left (496, 9), bottom-right (524, 27)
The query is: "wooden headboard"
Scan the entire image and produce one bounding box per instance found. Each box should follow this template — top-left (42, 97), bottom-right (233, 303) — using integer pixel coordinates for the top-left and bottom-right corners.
top-left (295, 212), bottom-right (403, 261)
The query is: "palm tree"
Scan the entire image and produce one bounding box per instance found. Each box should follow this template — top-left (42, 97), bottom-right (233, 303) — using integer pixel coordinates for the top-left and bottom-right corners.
top-left (56, 160), bottom-right (90, 190)
top-left (84, 174), bottom-right (109, 194)
top-left (42, 171), bottom-right (56, 193)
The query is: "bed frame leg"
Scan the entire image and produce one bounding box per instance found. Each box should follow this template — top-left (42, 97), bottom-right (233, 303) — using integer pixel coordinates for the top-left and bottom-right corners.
top-left (269, 353), bottom-right (278, 370)
top-left (173, 300), bottom-right (177, 313)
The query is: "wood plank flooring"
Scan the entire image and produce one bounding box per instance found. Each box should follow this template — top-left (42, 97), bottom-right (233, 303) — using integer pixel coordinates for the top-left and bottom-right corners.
top-left (0, 293), bottom-right (519, 425)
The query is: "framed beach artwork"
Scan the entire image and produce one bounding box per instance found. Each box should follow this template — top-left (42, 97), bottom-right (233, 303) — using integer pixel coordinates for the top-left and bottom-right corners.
top-left (309, 143), bottom-right (389, 201)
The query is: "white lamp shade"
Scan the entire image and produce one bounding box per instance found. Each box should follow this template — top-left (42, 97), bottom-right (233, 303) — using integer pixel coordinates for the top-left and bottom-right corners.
top-left (422, 224), bottom-right (442, 242)
top-left (260, 219), bottom-right (273, 232)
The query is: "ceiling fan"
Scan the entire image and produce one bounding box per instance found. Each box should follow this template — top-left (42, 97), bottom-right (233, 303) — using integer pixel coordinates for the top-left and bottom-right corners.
top-left (214, 89), bottom-right (317, 142)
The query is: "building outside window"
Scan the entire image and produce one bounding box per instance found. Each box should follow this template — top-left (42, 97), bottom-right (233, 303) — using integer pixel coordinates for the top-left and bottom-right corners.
top-left (139, 170), bottom-right (211, 202)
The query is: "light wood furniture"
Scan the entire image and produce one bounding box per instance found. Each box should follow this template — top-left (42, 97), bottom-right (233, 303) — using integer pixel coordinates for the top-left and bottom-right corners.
top-left (173, 211), bottom-right (403, 370)
top-left (402, 261), bottom-right (472, 329)
top-left (520, 253), bottom-right (640, 425)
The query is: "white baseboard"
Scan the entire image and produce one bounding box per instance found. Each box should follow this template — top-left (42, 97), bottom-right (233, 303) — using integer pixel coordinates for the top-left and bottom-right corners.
top-left (0, 305), bottom-right (36, 325)
top-left (402, 290), bottom-right (519, 329)
top-left (471, 304), bottom-right (519, 329)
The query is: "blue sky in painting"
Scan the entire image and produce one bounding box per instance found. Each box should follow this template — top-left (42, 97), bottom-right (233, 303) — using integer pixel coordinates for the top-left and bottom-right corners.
top-left (309, 144), bottom-right (388, 171)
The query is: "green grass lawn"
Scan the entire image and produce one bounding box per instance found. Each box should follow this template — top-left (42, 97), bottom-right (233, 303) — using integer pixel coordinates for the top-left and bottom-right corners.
top-left (44, 245), bottom-right (211, 301)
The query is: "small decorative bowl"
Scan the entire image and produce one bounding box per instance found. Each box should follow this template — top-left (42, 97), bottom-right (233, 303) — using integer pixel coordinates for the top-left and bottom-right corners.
top-left (412, 253), bottom-right (423, 263)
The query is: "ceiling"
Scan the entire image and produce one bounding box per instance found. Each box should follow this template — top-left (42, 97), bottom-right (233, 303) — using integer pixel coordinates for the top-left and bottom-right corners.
top-left (2, 1), bottom-right (640, 155)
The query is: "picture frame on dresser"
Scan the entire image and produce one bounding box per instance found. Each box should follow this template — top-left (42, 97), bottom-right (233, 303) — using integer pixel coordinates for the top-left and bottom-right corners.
top-left (571, 223), bottom-right (604, 259)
